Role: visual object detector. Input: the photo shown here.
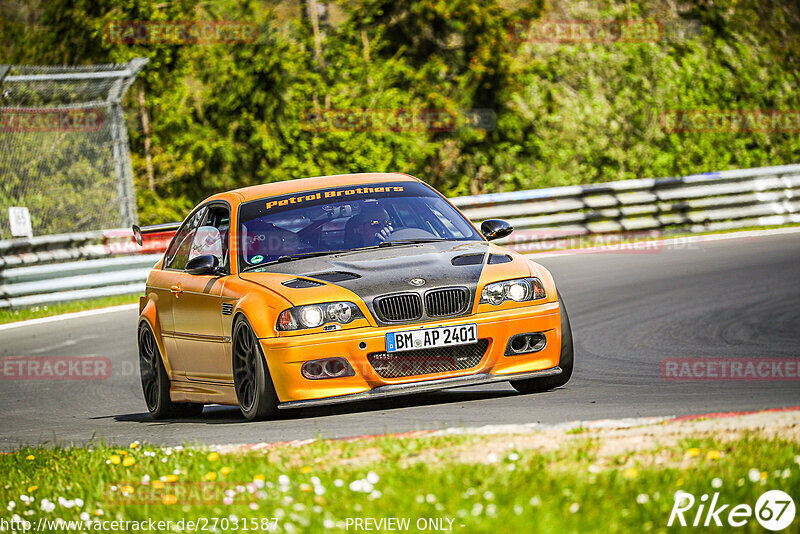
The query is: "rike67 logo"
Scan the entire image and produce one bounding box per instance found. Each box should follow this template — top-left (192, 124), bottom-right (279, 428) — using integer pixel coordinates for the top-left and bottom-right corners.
top-left (669, 490), bottom-right (795, 530)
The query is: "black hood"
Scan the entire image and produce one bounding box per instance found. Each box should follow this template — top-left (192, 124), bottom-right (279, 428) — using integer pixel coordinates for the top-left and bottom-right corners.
top-left (256, 240), bottom-right (492, 325)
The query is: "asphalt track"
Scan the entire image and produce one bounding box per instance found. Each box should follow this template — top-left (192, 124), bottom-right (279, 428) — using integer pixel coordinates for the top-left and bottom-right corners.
top-left (1, 231), bottom-right (798, 450)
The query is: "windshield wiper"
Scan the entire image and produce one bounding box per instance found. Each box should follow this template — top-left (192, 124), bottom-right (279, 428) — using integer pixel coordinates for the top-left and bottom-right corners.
top-left (240, 250), bottom-right (347, 272)
top-left (378, 238), bottom-right (448, 247)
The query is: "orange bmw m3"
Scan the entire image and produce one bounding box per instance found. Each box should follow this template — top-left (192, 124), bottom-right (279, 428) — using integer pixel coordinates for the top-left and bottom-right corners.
top-left (134, 173), bottom-right (573, 421)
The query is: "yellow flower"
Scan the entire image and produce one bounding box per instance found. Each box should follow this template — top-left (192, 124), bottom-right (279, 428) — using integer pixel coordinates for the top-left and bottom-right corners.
top-left (204, 472), bottom-right (217, 481)
top-left (761, 472), bottom-right (767, 480)
top-left (120, 485), bottom-right (135, 494)
top-left (706, 450), bottom-right (721, 460)
top-left (110, 455), bottom-right (121, 465)
top-left (686, 448), bottom-right (700, 458)
top-left (151, 480), bottom-right (165, 489)
top-left (622, 468), bottom-right (639, 479)
top-left (118, 451), bottom-right (128, 456)
top-left (27, 485), bottom-right (38, 493)
top-left (301, 466), bottom-right (312, 474)
top-left (162, 494), bottom-right (177, 505)
top-left (254, 474), bottom-right (266, 483)
top-left (122, 457), bottom-right (136, 467)
top-left (164, 474), bottom-right (179, 483)
top-left (207, 452), bottom-right (219, 462)
top-left (300, 483), bottom-right (312, 492)
top-left (220, 467), bottom-right (231, 476)
top-left (130, 442), bottom-right (139, 449)
top-left (676, 478), bottom-right (684, 486)
top-left (25, 454), bottom-right (35, 461)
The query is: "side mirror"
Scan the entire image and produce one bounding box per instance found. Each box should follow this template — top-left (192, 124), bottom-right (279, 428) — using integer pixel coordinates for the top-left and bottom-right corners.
top-left (480, 219), bottom-right (514, 241)
top-left (186, 254), bottom-right (220, 276)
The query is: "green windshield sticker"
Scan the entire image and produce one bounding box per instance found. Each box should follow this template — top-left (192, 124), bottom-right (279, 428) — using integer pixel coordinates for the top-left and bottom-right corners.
top-left (251, 255), bottom-right (264, 263)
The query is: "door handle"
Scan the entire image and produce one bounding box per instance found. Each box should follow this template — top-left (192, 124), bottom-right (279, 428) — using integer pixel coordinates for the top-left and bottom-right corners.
top-left (170, 283), bottom-right (182, 297)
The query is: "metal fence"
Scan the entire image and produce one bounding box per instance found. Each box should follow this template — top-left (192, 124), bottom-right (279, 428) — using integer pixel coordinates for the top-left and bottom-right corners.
top-left (0, 59), bottom-right (147, 238)
top-left (0, 163), bottom-right (798, 309)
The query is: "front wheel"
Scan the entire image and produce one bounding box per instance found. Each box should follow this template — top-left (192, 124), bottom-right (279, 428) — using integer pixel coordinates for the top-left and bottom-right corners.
top-left (510, 293), bottom-right (574, 394)
top-left (232, 317), bottom-right (279, 421)
top-left (138, 323), bottom-right (204, 419)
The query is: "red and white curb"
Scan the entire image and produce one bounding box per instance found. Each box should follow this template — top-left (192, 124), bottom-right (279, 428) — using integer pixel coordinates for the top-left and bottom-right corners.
top-left (208, 406), bottom-right (800, 453)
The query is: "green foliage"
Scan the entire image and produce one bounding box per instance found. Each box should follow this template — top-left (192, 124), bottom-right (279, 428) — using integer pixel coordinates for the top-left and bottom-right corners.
top-left (1, 0), bottom-right (798, 225)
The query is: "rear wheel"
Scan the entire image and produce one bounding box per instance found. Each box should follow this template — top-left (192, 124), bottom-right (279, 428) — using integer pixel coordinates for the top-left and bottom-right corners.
top-left (138, 324), bottom-right (204, 419)
top-left (510, 293), bottom-right (574, 394)
top-left (232, 317), bottom-right (279, 421)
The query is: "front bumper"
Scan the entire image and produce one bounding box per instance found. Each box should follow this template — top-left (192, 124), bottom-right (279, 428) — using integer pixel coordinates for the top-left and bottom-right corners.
top-left (260, 300), bottom-right (563, 404)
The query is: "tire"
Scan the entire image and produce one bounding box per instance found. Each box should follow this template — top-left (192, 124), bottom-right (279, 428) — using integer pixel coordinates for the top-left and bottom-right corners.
top-left (510, 293), bottom-right (574, 394)
top-left (138, 323), bottom-right (204, 419)
top-left (232, 317), bottom-right (279, 421)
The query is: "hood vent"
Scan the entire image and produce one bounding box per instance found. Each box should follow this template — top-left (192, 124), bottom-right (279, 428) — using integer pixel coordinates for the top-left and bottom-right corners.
top-left (488, 253), bottom-right (512, 264)
top-left (308, 271), bottom-right (361, 283)
top-left (282, 278), bottom-right (325, 289)
top-left (451, 253), bottom-right (485, 266)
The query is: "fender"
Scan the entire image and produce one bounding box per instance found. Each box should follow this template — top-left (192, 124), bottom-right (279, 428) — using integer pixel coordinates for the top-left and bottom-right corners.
top-left (137, 291), bottom-right (174, 376)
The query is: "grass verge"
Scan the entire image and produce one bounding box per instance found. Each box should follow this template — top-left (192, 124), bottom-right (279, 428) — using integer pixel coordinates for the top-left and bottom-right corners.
top-left (0, 294), bottom-right (139, 325)
top-left (2, 413), bottom-right (798, 533)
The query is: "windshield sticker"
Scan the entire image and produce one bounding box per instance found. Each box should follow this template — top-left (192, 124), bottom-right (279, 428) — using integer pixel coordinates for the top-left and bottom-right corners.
top-left (250, 255), bottom-right (264, 263)
top-left (265, 186), bottom-right (405, 211)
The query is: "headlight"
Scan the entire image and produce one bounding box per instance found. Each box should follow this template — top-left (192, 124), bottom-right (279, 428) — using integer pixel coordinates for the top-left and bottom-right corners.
top-left (277, 302), bottom-right (364, 331)
top-left (480, 277), bottom-right (546, 305)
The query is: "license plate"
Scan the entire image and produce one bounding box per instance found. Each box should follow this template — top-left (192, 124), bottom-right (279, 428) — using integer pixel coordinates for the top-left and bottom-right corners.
top-left (386, 324), bottom-right (478, 353)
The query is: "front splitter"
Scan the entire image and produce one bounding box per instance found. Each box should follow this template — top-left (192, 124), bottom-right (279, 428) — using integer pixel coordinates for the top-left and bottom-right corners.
top-left (277, 366), bottom-right (562, 409)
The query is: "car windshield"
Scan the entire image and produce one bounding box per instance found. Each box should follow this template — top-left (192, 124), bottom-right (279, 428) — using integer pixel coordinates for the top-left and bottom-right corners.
top-left (238, 180), bottom-right (482, 271)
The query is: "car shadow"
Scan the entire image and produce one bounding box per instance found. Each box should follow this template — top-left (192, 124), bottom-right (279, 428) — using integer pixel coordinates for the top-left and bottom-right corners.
top-left (106, 386), bottom-right (521, 424)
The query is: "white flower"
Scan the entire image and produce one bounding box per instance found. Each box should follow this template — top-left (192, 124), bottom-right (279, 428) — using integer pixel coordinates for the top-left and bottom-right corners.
top-left (636, 494), bottom-right (649, 504)
top-left (588, 465), bottom-right (602, 474)
top-left (366, 471), bottom-right (379, 485)
top-left (368, 490), bottom-right (382, 500)
top-left (278, 475), bottom-right (290, 486)
top-left (426, 494), bottom-right (436, 503)
top-left (514, 504), bottom-right (523, 515)
top-left (314, 486), bottom-right (326, 496)
top-left (75, 498), bottom-right (83, 508)
top-left (310, 476), bottom-right (321, 486)
top-left (569, 502), bottom-right (580, 513)
top-left (483, 491), bottom-right (494, 501)
top-left (529, 496), bottom-right (541, 507)
top-left (782, 469), bottom-right (791, 479)
top-left (471, 503), bottom-right (483, 516)
top-left (7, 501), bottom-right (15, 511)
top-left (40, 499), bottom-right (55, 513)
top-left (508, 453), bottom-right (520, 461)
top-left (486, 504), bottom-right (497, 516)
top-left (711, 478), bottom-right (722, 488)
top-left (416, 495), bottom-right (424, 504)
top-left (254, 479), bottom-right (265, 489)
top-left (249, 503), bottom-right (259, 511)
top-left (334, 479), bottom-right (344, 487)
top-left (141, 475), bottom-right (150, 485)
top-left (323, 519), bottom-right (335, 528)
top-left (748, 468), bottom-right (761, 482)
top-left (487, 453), bottom-right (498, 463)
top-left (223, 497), bottom-right (233, 505)
top-left (80, 512), bottom-right (90, 522)
top-left (20, 495), bottom-right (32, 505)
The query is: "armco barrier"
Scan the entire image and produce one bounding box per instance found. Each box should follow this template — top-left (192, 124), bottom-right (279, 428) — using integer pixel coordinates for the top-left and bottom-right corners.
top-left (1, 163), bottom-right (798, 308)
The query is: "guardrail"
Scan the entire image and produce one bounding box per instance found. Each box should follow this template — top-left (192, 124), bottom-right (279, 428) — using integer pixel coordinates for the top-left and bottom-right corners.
top-left (1, 163), bottom-right (798, 309)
